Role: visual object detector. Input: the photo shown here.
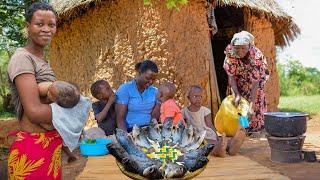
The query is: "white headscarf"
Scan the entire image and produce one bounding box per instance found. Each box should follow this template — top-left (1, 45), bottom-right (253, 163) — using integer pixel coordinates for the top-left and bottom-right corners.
top-left (231, 31), bottom-right (254, 46)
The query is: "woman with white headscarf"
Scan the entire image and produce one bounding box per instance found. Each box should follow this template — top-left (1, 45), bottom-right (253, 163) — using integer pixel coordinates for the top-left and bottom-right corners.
top-left (223, 31), bottom-right (269, 133)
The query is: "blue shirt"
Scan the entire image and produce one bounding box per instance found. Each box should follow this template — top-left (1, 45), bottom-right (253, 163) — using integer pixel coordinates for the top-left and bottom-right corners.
top-left (116, 80), bottom-right (158, 130)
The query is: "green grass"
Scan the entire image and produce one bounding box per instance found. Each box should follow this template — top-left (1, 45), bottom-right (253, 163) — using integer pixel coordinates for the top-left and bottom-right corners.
top-left (278, 95), bottom-right (320, 115)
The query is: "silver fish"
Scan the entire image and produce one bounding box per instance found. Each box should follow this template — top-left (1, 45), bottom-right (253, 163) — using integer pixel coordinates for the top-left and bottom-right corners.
top-left (107, 143), bottom-right (129, 162)
top-left (180, 125), bottom-right (194, 147)
top-left (127, 155), bottom-right (163, 179)
top-left (148, 118), bottom-right (162, 142)
top-left (184, 144), bottom-right (214, 158)
top-left (132, 125), bottom-right (152, 149)
top-left (163, 162), bottom-right (186, 178)
top-left (177, 155), bottom-right (209, 172)
top-left (161, 117), bottom-right (173, 143)
top-left (172, 121), bottom-right (185, 145)
top-left (107, 143), bottom-right (138, 173)
top-left (183, 130), bottom-right (207, 152)
top-left (115, 128), bottom-right (147, 158)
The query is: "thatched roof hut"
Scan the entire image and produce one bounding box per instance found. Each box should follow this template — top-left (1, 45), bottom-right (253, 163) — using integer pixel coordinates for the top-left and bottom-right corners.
top-left (49, 0), bottom-right (299, 114)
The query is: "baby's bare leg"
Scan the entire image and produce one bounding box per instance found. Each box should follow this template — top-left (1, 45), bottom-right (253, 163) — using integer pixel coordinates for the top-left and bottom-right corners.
top-left (211, 133), bottom-right (228, 158)
top-left (62, 146), bottom-right (77, 163)
top-left (227, 126), bottom-right (246, 156)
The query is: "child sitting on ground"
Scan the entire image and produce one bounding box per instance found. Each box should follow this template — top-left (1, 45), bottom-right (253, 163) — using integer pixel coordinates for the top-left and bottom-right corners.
top-left (38, 80), bottom-right (80, 162)
top-left (90, 80), bottom-right (116, 136)
top-left (182, 85), bottom-right (246, 157)
top-left (157, 82), bottom-right (185, 126)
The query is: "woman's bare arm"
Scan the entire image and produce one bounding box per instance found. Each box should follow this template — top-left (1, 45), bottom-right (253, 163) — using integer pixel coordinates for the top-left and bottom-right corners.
top-left (115, 104), bottom-right (128, 132)
top-left (151, 103), bottom-right (161, 120)
top-left (15, 73), bottom-right (52, 124)
top-left (229, 76), bottom-right (240, 97)
top-left (229, 76), bottom-right (241, 106)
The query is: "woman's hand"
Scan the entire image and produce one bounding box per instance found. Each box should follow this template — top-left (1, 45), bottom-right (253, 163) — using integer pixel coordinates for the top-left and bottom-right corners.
top-left (248, 102), bottom-right (255, 118)
top-left (233, 94), bottom-right (241, 107)
top-left (229, 76), bottom-right (241, 107)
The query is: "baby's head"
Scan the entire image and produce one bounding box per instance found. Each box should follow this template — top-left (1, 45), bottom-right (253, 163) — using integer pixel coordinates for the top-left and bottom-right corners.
top-left (48, 81), bottom-right (80, 108)
top-left (187, 85), bottom-right (203, 108)
top-left (90, 80), bottom-right (113, 102)
top-left (157, 82), bottom-right (176, 103)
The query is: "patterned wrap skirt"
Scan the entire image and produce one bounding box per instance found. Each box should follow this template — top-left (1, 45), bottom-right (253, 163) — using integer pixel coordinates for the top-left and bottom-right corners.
top-left (7, 130), bottom-right (62, 180)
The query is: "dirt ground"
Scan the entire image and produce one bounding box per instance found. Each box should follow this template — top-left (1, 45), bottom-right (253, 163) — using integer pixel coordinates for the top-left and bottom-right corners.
top-left (0, 115), bottom-right (319, 179)
top-left (239, 114), bottom-right (320, 180)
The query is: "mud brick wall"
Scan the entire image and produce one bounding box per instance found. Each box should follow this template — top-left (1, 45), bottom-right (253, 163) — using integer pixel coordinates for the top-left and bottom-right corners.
top-left (50, 0), bottom-right (215, 112)
top-left (244, 11), bottom-right (280, 111)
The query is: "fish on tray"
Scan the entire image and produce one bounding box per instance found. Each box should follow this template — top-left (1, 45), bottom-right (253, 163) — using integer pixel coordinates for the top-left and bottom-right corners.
top-left (132, 125), bottom-right (152, 149)
top-left (161, 161), bottom-right (186, 178)
top-left (148, 118), bottom-right (162, 142)
top-left (108, 119), bottom-right (213, 179)
top-left (177, 155), bottom-right (209, 172)
top-left (183, 130), bottom-right (207, 152)
top-left (126, 155), bottom-right (163, 179)
top-left (180, 125), bottom-right (194, 148)
top-left (172, 121), bottom-right (185, 145)
top-left (161, 117), bottom-right (173, 143)
top-left (115, 128), bottom-right (147, 158)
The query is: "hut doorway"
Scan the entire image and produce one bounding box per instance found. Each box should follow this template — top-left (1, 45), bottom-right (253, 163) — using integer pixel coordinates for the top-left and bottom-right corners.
top-left (211, 6), bottom-right (244, 101)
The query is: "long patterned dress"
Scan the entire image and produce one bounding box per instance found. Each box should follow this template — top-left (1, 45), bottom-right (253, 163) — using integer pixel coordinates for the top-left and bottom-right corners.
top-left (223, 44), bottom-right (269, 130)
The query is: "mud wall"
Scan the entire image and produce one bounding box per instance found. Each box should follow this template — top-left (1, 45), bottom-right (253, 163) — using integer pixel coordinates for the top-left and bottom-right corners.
top-left (244, 10), bottom-right (280, 111)
top-left (50, 0), bottom-right (216, 113)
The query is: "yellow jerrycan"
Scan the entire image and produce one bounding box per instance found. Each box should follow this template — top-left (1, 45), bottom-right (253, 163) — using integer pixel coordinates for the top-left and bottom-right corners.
top-left (214, 95), bottom-right (250, 137)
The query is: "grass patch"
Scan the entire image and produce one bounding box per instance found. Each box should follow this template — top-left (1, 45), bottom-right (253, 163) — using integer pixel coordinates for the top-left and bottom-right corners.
top-left (278, 95), bottom-right (320, 115)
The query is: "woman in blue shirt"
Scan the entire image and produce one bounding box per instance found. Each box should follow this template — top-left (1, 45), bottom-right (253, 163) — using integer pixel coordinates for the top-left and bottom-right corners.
top-left (116, 60), bottom-right (160, 132)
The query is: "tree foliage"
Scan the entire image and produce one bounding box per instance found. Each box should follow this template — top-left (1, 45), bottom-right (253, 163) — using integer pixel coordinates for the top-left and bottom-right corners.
top-left (278, 59), bottom-right (320, 96)
top-left (0, 0), bottom-right (46, 114)
top-left (144, 0), bottom-right (188, 10)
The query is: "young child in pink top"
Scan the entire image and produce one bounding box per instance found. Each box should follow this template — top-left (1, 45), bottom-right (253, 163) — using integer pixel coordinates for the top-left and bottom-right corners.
top-left (157, 82), bottom-right (185, 126)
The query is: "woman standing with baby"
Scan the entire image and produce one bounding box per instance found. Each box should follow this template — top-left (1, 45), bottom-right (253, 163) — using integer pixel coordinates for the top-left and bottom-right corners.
top-left (7, 2), bottom-right (65, 179)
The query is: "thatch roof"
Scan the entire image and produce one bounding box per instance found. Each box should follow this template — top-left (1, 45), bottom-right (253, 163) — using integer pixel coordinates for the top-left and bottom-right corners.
top-left (51, 0), bottom-right (300, 47)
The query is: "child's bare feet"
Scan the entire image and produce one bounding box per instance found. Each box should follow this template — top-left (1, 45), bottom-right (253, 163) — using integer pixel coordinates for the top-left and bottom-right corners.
top-left (228, 126), bottom-right (246, 156)
top-left (211, 133), bottom-right (228, 158)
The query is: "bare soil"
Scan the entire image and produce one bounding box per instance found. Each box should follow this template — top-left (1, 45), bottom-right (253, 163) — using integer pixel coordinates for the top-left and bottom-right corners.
top-left (239, 115), bottom-right (320, 180)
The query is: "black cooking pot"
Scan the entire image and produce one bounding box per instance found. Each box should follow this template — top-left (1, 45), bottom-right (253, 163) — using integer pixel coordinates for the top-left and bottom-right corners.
top-left (264, 112), bottom-right (308, 137)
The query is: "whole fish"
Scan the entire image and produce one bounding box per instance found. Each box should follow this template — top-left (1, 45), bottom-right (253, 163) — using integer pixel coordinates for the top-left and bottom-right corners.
top-left (183, 130), bottom-right (207, 152)
top-left (148, 118), bottom-right (162, 142)
top-left (180, 125), bottom-right (194, 147)
top-left (177, 155), bottom-right (209, 172)
top-left (161, 117), bottom-right (173, 143)
top-left (162, 162), bottom-right (186, 178)
top-left (127, 155), bottom-right (163, 179)
top-left (107, 143), bottom-right (138, 173)
top-left (115, 128), bottom-right (147, 158)
top-left (172, 121), bottom-right (185, 145)
top-left (132, 125), bottom-right (152, 149)
top-left (184, 144), bottom-right (214, 158)
top-left (106, 143), bottom-right (129, 161)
